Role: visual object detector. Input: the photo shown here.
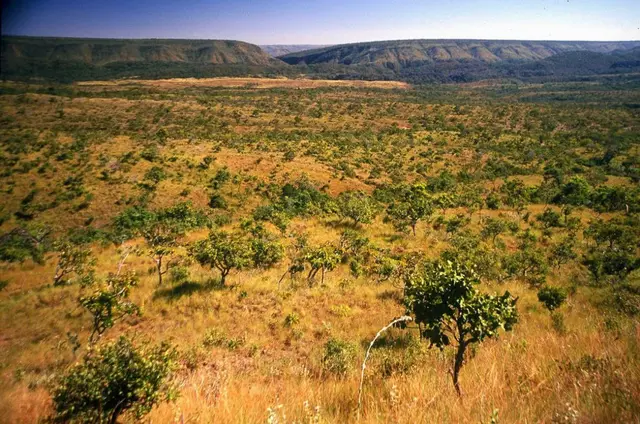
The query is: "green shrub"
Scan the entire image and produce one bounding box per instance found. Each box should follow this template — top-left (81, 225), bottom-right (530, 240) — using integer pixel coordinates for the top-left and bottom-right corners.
top-left (537, 286), bottom-right (567, 311)
top-left (169, 266), bottom-right (190, 284)
top-left (284, 312), bottom-right (300, 327)
top-left (613, 280), bottom-right (640, 316)
top-left (144, 166), bottom-right (166, 184)
top-left (321, 338), bottom-right (356, 376)
top-left (52, 336), bottom-right (177, 424)
top-left (0, 226), bottom-right (49, 263)
top-left (202, 328), bottom-right (227, 348)
top-left (208, 192), bottom-right (228, 209)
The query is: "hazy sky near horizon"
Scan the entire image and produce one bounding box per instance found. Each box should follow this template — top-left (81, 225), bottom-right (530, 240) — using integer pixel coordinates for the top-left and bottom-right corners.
top-left (2, 0), bottom-right (639, 44)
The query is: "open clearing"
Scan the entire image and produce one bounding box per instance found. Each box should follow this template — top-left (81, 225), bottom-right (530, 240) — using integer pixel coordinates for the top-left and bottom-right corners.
top-left (76, 77), bottom-right (410, 90)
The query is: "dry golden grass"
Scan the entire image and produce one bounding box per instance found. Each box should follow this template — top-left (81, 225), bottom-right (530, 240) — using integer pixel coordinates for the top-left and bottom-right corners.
top-left (1, 214), bottom-right (639, 423)
top-left (1, 79), bottom-right (639, 423)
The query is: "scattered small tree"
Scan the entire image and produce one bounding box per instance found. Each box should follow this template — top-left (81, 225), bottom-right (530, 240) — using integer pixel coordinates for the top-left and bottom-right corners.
top-left (501, 178), bottom-right (529, 214)
top-left (480, 218), bottom-right (508, 245)
top-left (304, 244), bottom-right (341, 285)
top-left (549, 237), bottom-right (577, 268)
top-left (244, 223), bottom-right (284, 268)
top-left (583, 217), bottom-right (640, 283)
top-left (79, 271), bottom-right (140, 344)
top-left (536, 208), bottom-right (562, 230)
top-left (502, 231), bottom-right (549, 286)
top-left (404, 260), bottom-right (518, 396)
top-left (53, 240), bottom-right (95, 286)
top-left (142, 221), bottom-right (179, 286)
top-left (337, 191), bottom-right (377, 226)
top-left (52, 336), bottom-right (177, 424)
top-left (190, 231), bottom-right (251, 286)
top-left (386, 184), bottom-right (433, 235)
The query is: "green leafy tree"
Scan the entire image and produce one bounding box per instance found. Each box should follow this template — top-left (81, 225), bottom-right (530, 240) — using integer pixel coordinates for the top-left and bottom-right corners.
top-left (549, 237), bottom-right (577, 268)
top-left (386, 184), bottom-right (433, 235)
top-left (277, 232), bottom-right (308, 287)
top-left (536, 208), bottom-right (562, 230)
top-left (433, 192), bottom-right (457, 214)
top-left (485, 191), bottom-right (501, 210)
top-left (404, 260), bottom-right (518, 396)
top-left (190, 231), bottom-right (251, 286)
top-left (303, 244), bottom-right (341, 285)
top-left (208, 192), bottom-right (228, 210)
top-left (116, 203), bottom-right (208, 285)
top-left (0, 225), bottom-right (50, 264)
top-left (584, 218), bottom-right (638, 251)
top-left (501, 231), bottom-right (548, 286)
top-left (460, 185), bottom-right (484, 218)
top-left (53, 240), bottom-right (95, 286)
top-left (590, 186), bottom-right (631, 213)
top-left (372, 254), bottom-right (400, 282)
top-left (52, 336), bottom-right (177, 424)
top-left (583, 217), bottom-right (640, 283)
top-left (80, 272), bottom-right (140, 344)
top-left (243, 223), bottom-right (284, 268)
top-left (480, 218), bottom-right (508, 245)
top-left (442, 231), bottom-right (500, 282)
top-left (142, 221), bottom-right (179, 287)
top-left (339, 229), bottom-right (371, 276)
top-left (112, 206), bottom-right (156, 243)
top-left (555, 176), bottom-right (592, 206)
top-left (337, 191), bottom-right (377, 226)
top-left (501, 178), bottom-right (529, 215)
top-left (321, 338), bottom-right (356, 376)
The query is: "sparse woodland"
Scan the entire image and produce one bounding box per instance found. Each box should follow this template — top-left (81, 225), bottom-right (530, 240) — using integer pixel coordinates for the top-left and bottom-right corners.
top-left (0, 77), bottom-right (639, 423)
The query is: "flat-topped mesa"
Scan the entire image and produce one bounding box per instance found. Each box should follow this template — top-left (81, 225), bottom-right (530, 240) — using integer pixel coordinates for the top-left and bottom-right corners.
top-left (279, 39), bottom-right (640, 67)
top-left (1, 36), bottom-right (277, 66)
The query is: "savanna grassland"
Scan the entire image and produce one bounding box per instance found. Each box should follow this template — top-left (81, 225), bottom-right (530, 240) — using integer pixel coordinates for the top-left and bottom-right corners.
top-left (0, 76), bottom-right (639, 423)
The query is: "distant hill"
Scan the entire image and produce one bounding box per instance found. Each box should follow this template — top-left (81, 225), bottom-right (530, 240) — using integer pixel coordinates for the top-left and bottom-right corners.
top-left (279, 39), bottom-right (640, 83)
top-left (1, 36), bottom-right (286, 81)
top-left (280, 39), bottom-right (640, 67)
top-left (2, 36), bottom-right (640, 84)
top-left (2, 36), bottom-right (277, 65)
top-left (260, 45), bottom-right (330, 57)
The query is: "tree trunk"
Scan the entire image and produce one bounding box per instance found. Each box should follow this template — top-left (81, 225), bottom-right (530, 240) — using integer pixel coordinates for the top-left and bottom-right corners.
top-left (109, 403), bottom-right (124, 424)
top-left (452, 341), bottom-right (466, 397)
top-left (220, 269), bottom-right (229, 286)
top-left (308, 267), bottom-right (320, 283)
top-left (321, 266), bottom-right (325, 285)
top-left (157, 256), bottom-right (163, 286)
top-left (411, 222), bottom-right (417, 236)
top-left (277, 267), bottom-right (290, 290)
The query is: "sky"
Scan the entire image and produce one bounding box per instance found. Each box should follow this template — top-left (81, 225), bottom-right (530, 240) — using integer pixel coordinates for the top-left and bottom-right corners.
top-left (2, 0), bottom-right (639, 44)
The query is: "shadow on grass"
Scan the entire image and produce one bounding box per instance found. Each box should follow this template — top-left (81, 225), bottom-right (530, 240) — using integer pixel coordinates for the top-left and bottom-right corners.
top-left (324, 218), bottom-right (359, 230)
top-left (359, 328), bottom-right (418, 350)
top-left (153, 279), bottom-right (227, 301)
top-left (383, 233), bottom-right (405, 243)
top-left (376, 288), bottom-right (403, 303)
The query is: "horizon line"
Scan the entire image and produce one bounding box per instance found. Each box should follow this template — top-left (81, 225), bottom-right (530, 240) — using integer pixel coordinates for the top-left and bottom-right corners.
top-left (2, 33), bottom-right (639, 46)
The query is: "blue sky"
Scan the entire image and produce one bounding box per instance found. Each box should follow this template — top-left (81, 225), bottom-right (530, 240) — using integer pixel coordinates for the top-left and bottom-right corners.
top-left (2, 0), bottom-right (639, 44)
